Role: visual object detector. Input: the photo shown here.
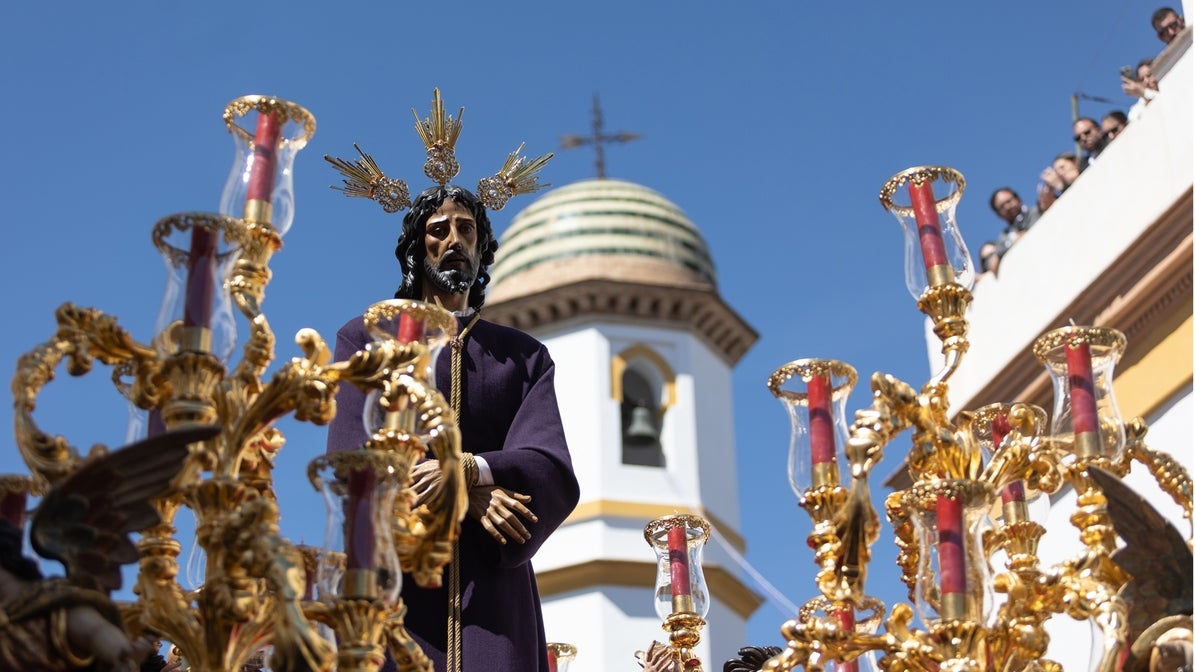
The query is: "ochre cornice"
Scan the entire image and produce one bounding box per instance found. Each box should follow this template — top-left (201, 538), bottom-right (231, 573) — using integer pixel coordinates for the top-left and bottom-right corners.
top-left (484, 278), bottom-right (758, 366)
top-left (565, 499), bottom-right (747, 552)
top-left (535, 559), bottom-right (765, 620)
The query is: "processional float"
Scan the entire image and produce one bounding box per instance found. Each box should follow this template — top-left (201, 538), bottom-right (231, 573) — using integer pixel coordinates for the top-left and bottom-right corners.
top-left (2, 93), bottom-right (1190, 672)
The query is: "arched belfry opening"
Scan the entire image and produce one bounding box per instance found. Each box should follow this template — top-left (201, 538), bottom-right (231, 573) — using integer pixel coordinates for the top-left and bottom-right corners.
top-left (611, 345), bottom-right (676, 467)
top-left (621, 368), bottom-right (662, 465)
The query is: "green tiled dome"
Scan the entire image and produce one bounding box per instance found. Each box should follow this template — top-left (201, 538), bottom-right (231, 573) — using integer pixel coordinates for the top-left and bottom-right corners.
top-left (488, 179), bottom-right (716, 297)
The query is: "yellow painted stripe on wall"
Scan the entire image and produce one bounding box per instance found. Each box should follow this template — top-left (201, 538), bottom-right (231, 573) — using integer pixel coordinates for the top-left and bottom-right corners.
top-left (1114, 314), bottom-right (1193, 420)
top-left (565, 499), bottom-right (746, 552)
top-left (536, 559), bottom-right (764, 619)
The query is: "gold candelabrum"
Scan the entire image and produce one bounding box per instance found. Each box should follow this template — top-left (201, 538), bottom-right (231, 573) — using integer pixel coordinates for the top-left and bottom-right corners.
top-left (642, 513), bottom-right (714, 672)
top-left (9, 96), bottom-right (467, 672)
top-left (750, 166), bottom-right (1193, 672)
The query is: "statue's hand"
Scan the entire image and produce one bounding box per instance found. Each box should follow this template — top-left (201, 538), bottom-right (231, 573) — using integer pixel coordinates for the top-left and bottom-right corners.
top-left (467, 485), bottom-right (535, 545)
top-left (641, 640), bottom-right (679, 672)
top-left (410, 459), bottom-right (443, 508)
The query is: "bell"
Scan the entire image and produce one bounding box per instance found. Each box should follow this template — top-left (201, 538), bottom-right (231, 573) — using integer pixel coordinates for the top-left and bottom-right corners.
top-left (626, 405), bottom-right (659, 442)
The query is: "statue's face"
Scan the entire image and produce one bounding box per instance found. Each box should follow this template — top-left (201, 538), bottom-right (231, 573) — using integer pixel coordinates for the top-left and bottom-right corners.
top-left (422, 198), bottom-right (481, 297)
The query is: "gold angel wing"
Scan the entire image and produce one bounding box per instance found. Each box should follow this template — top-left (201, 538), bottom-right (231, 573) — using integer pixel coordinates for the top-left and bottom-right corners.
top-left (30, 424), bottom-right (219, 593)
top-left (1087, 465), bottom-right (1193, 671)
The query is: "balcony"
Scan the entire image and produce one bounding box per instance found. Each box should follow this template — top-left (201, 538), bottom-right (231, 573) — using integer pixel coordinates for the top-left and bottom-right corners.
top-left (931, 29), bottom-right (1193, 422)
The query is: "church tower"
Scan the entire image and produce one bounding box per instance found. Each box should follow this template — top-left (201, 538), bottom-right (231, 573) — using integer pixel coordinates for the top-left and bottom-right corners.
top-left (484, 177), bottom-right (761, 671)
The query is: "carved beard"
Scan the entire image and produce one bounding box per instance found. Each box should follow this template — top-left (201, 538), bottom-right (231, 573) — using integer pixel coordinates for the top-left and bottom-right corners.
top-left (423, 254), bottom-right (477, 296)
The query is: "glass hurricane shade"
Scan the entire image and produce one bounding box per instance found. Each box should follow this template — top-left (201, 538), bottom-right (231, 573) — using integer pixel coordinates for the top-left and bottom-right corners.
top-left (906, 480), bottom-right (995, 626)
top-left (971, 402), bottom-right (1052, 523)
top-left (1033, 326), bottom-right (1127, 461)
top-left (219, 96), bottom-right (316, 237)
top-left (546, 642), bottom-right (577, 672)
top-left (768, 359), bottom-right (858, 494)
top-left (359, 299), bottom-right (457, 436)
top-left (644, 514), bottom-right (712, 620)
top-left (879, 167), bottom-right (975, 299)
top-left (309, 450), bottom-right (404, 605)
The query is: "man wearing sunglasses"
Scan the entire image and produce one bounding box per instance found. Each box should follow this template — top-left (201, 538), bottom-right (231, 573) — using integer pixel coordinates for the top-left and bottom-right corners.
top-left (1152, 7), bottom-right (1185, 44)
top-left (1101, 111), bottom-right (1129, 143)
top-left (1072, 117), bottom-right (1108, 171)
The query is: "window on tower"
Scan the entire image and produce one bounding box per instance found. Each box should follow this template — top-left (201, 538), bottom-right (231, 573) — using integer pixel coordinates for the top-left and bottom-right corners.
top-left (620, 367), bottom-right (664, 466)
top-left (612, 344), bottom-right (675, 468)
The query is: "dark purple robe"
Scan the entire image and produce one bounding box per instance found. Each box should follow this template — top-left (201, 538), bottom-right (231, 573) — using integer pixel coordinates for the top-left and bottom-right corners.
top-left (326, 313), bottom-right (580, 672)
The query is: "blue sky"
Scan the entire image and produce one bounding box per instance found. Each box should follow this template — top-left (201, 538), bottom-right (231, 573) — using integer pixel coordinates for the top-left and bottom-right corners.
top-left (0, 0), bottom-right (1170, 655)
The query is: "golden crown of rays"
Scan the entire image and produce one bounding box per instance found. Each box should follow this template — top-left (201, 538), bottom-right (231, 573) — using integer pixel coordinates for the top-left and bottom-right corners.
top-left (325, 88), bottom-right (552, 213)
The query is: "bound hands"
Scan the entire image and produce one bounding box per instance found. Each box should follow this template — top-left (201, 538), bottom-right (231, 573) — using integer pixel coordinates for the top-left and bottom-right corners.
top-left (409, 459), bottom-right (537, 545)
top-left (469, 485), bottom-right (536, 545)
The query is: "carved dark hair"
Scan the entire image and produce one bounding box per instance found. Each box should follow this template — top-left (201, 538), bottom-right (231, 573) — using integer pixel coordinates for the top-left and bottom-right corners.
top-left (393, 185), bottom-right (499, 310)
top-left (0, 518), bottom-right (41, 581)
top-left (723, 645), bottom-right (784, 672)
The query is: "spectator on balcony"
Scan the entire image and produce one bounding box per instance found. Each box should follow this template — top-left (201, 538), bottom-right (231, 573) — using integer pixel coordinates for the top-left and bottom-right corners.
top-left (1102, 111), bottom-right (1129, 142)
top-left (986, 187), bottom-right (1041, 273)
top-left (1124, 58), bottom-right (1160, 122)
top-left (1073, 117), bottom-right (1108, 170)
top-left (1038, 153), bottom-right (1081, 211)
top-left (979, 241), bottom-right (1000, 275)
top-left (1152, 7), bottom-right (1185, 44)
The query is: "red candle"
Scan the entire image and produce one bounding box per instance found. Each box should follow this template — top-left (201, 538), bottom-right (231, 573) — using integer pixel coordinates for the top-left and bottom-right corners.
top-left (667, 525), bottom-right (691, 597)
top-left (1066, 340), bottom-right (1099, 435)
top-left (1001, 480), bottom-right (1026, 505)
top-left (990, 413), bottom-right (1011, 450)
top-left (148, 409), bottom-right (167, 438)
top-left (836, 609), bottom-right (858, 672)
top-left (546, 650), bottom-right (558, 672)
top-left (807, 373), bottom-right (836, 466)
top-left (990, 412), bottom-right (1026, 503)
top-left (303, 563), bottom-right (315, 601)
top-left (246, 110), bottom-right (282, 202)
top-left (182, 226), bottom-right (218, 331)
top-left (397, 314), bottom-right (425, 344)
top-left (908, 180), bottom-right (949, 269)
top-left (345, 468), bottom-right (377, 570)
top-left (936, 494), bottom-right (965, 596)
